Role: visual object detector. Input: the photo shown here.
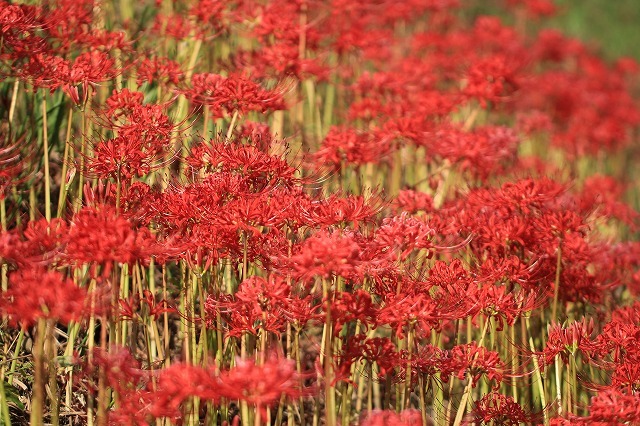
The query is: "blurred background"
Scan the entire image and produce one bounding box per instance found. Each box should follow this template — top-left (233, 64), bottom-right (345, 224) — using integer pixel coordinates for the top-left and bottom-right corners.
top-left (469, 0), bottom-right (640, 61)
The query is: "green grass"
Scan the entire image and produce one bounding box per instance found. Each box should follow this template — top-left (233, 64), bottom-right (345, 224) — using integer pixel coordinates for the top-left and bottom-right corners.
top-left (549, 0), bottom-right (640, 61)
top-left (466, 0), bottom-right (640, 61)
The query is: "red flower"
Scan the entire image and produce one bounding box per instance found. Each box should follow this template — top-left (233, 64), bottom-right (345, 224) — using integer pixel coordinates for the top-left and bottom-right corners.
top-left (441, 342), bottom-right (505, 387)
top-left (542, 319), bottom-right (596, 366)
top-left (587, 388), bottom-right (640, 423)
top-left (182, 73), bottom-right (285, 117)
top-left (136, 56), bottom-right (184, 87)
top-left (469, 392), bottom-right (538, 425)
top-left (64, 205), bottom-right (163, 270)
top-left (360, 409), bottom-right (423, 426)
top-left (1, 267), bottom-right (88, 327)
top-left (216, 354), bottom-right (305, 409)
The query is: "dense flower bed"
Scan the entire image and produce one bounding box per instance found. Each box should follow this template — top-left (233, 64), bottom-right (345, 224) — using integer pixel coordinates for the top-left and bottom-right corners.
top-left (1, 0), bottom-right (639, 425)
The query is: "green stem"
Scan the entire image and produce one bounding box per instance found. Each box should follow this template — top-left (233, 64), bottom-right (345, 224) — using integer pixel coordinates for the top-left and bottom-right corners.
top-left (226, 109), bottom-right (239, 140)
top-left (57, 107), bottom-right (74, 218)
top-left (452, 317), bottom-right (491, 426)
top-left (551, 242), bottom-right (562, 322)
top-left (404, 322), bottom-right (415, 409)
top-left (41, 91), bottom-right (51, 222)
top-left (322, 278), bottom-right (336, 426)
top-left (76, 106), bottom-right (88, 212)
top-left (0, 377), bottom-right (11, 426)
top-left (47, 319), bottom-right (59, 426)
top-left (30, 320), bottom-right (46, 426)
top-left (525, 315), bottom-right (548, 425)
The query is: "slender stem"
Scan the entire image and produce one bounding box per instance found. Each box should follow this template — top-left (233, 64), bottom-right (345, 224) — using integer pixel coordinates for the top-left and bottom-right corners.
top-left (404, 322), bottom-right (415, 409)
top-left (452, 317), bottom-right (491, 426)
top-left (525, 316), bottom-right (548, 425)
top-left (87, 278), bottom-right (97, 426)
top-left (294, 328), bottom-right (305, 425)
top-left (551, 241), bottom-right (562, 322)
top-left (57, 107), bottom-right (74, 218)
top-left (0, 377), bottom-right (11, 426)
top-left (30, 320), bottom-right (46, 426)
top-left (226, 109), bottom-right (239, 141)
top-left (47, 319), bottom-right (59, 426)
top-left (41, 91), bottom-right (51, 222)
top-left (8, 80), bottom-right (19, 123)
top-left (1, 197), bottom-right (6, 292)
top-left (322, 278), bottom-right (336, 426)
top-left (554, 353), bottom-right (563, 417)
top-left (8, 329), bottom-right (25, 381)
top-left (76, 106), bottom-right (88, 212)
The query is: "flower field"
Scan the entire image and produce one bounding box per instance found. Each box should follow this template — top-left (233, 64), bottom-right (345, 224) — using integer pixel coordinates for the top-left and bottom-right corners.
top-left (1, 0), bottom-right (640, 425)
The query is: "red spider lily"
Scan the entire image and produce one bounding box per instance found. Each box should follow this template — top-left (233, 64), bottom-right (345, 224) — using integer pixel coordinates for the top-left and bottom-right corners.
top-left (476, 255), bottom-right (543, 290)
top-left (330, 290), bottom-right (378, 333)
top-left (610, 361), bottom-right (640, 391)
top-left (90, 100), bottom-right (180, 182)
top-left (594, 320), bottom-right (640, 364)
top-left (578, 175), bottom-right (639, 229)
top-left (235, 122), bottom-right (276, 151)
top-left (40, 0), bottom-right (94, 48)
top-left (359, 409), bottom-right (423, 426)
top-left (279, 291), bottom-right (322, 330)
top-left (189, 0), bottom-right (227, 35)
top-left (374, 212), bottom-right (437, 261)
top-left (96, 94), bottom-right (177, 152)
top-left (395, 190), bottom-right (434, 214)
top-left (463, 54), bottom-right (524, 107)
top-left (84, 347), bottom-right (155, 426)
top-left (74, 29), bottom-right (130, 52)
top-left (151, 13), bottom-right (194, 41)
top-left (516, 110), bottom-right (554, 135)
top-left (378, 291), bottom-right (454, 339)
top-left (232, 41), bottom-right (329, 81)
top-left (119, 290), bottom-right (176, 322)
top-left (441, 342), bottom-right (505, 387)
top-left (186, 138), bottom-right (297, 191)
top-left (0, 218), bottom-right (67, 267)
top-left (426, 124), bottom-right (519, 180)
top-left (224, 2), bottom-right (327, 80)
top-left (1, 267), bottom-right (89, 327)
top-left (313, 126), bottom-right (392, 172)
top-left (90, 135), bottom-right (164, 180)
top-left (204, 276), bottom-right (290, 337)
top-left (18, 50), bottom-right (117, 105)
top-left (475, 285), bottom-right (542, 331)
top-left (516, 60), bottom-right (640, 156)
top-left (425, 260), bottom-right (477, 320)
top-left (64, 205), bottom-right (167, 274)
top-left (300, 193), bottom-right (384, 229)
top-left (467, 392), bottom-right (539, 425)
top-left (610, 301), bottom-right (640, 324)
top-left (181, 72), bottom-right (286, 118)
top-left (542, 319), bottom-right (596, 366)
top-left (65, 51), bottom-right (117, 104)
top-left (136, 56), bottom-right (184, 87)
top-left (0, 1), bottom-right (46, 61)
top-left (149, 363), bottom-right (222, 419)
top-left (506, 0), bottom-right (557, 18)
top-left (216, 354), bottom-right (307, 412)
top-left (411, 344), bottom-right (447, 378)
top-left (585, 388), bottom-right (640, 423)
top-left (104, 88), bottom-right (144, 119)
top-left (341, 335), bottom-right (399, 377)
top-left (90, 349), bottom-right (222, 424)
top-left (531, 30), bottom-right (585, 64)
top-left (278, 228), bottom-right (364, 281)
top-left (0, 131), bottom-right (34, 202)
